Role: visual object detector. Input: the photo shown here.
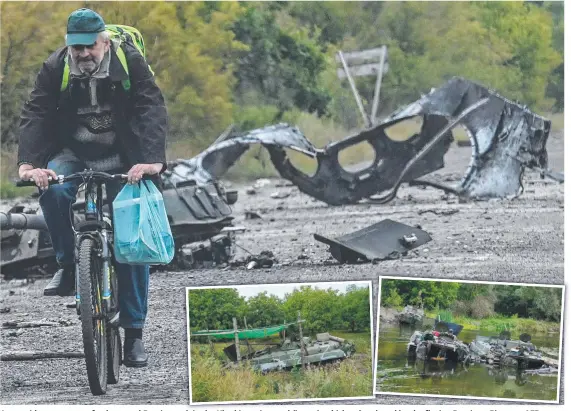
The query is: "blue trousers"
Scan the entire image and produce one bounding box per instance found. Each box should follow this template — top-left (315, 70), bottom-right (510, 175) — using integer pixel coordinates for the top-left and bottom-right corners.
top-left (39, 152), bottom-right (149, 329)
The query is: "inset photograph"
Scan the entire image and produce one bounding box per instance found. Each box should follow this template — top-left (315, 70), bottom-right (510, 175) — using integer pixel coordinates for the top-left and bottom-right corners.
top-left (186, 281), bottom-right (374, 404)
top-left (375, 277), bottom-right (563, 403)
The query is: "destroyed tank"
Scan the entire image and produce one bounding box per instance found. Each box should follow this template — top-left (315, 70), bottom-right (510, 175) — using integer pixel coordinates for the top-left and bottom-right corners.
top-left (231, 333), bottom-right (356, 373)
top-left (468, 332), bottom-right (546, 370)
top-left (398, 305), bottom-right (424, 325)
top-left (0, 160), bottom-right (238, 277)
top-left (0, 204), bottom-right (57, 277)
top-left (407, 322), bottom-right (470, 363)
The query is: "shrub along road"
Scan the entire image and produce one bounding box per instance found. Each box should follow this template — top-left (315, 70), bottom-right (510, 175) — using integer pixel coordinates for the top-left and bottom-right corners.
top-left (0, 134), bottom-right (564, 405)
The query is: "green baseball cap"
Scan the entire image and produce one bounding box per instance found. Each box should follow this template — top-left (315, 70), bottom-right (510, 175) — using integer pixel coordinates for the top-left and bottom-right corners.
top-left (66, 8), bottom-right (105, 46)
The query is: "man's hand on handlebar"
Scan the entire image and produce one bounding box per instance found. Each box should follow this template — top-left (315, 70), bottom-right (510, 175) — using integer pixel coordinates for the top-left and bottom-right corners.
top-left (18, 166), bottom-right (58, 190)
top-left (16, 162), bottom-right (160, 188)
top-left (127, 163), bottom-right (163, 185)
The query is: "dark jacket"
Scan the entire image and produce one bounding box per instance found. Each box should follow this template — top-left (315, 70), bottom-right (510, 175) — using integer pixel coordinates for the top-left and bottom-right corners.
top-left (17, 41), bottom-right (168, 173)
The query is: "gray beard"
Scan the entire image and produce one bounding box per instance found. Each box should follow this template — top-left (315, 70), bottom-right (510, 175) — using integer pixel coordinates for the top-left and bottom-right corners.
top-left (77, 60), bottom-right (99, 74)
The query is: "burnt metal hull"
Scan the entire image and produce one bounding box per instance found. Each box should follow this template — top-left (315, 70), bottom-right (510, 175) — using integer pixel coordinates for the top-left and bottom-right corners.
top-left (398, 306), bottom-right (425, 325)
top-left (468, 335), bottom-right (546, 370)
top-left (415, 341), bottom-right (469, 363)
top-left (408, 330), bottom-right (470, 364)
top-left (225, 333), bottom-right (356, 373)
top-left (181, 77), bottom-right (553, 205)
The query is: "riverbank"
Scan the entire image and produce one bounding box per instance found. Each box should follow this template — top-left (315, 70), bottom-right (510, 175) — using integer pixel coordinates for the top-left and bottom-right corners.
top-left (380, 306), bottom-right (560, 334)
top-left (426, 311), bottom-right (561, 334)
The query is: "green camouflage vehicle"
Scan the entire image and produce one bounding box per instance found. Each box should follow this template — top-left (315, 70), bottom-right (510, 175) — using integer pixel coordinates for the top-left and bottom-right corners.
top-left (247, 333), bottom-right (356, 373)
top-left (191, 322), bottom-right (356, 374)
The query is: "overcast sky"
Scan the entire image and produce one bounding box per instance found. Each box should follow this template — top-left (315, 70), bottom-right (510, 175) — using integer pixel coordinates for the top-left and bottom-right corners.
top-left (223, 281), bottom-right (370, 300)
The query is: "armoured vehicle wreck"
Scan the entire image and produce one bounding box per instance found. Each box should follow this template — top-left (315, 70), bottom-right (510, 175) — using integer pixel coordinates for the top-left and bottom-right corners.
top-left (407, 326), bottom-right (551, 371)
top-left (398, 305), bottom-right (425, 325)
top-left (174, 77), bottom-right (558, 205)
top-left (407, 327), bottom-right (471, 363)
top-left (247, 333), bottom-right (356, 373)
top-left (191, 322), bottom-right (356, 373)
top-left (469, 333), bottom-right (547, 370)
top-left (0, 161), bottom-right (238, 277)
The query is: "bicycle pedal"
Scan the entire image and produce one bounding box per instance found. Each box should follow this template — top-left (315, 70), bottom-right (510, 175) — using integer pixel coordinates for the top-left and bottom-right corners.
top-left (109, 312), bottom-right (120, 328)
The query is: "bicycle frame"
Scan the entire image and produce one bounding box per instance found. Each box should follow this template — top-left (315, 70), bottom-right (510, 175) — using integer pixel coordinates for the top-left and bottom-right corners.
top-left (16, 170), bottom-right (127, 316)
top-left (74, 176), bottom-right (117, 314)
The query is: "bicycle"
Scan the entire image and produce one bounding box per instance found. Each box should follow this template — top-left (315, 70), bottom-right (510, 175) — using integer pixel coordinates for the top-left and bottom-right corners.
top-left (17, 170), bottom-right (129, 395)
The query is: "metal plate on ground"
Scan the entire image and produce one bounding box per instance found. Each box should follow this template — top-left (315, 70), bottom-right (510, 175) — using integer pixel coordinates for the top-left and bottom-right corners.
top-left (313, 219), bottom-right (432, 263)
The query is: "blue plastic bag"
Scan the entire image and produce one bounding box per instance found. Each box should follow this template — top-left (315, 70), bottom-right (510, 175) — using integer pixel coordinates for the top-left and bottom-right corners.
top-left (112, 180), bottom-right (175, 265)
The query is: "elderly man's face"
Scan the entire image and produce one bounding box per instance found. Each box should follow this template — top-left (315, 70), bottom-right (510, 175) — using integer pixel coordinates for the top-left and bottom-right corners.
top-left (69, 36), bottom-right (109, 74)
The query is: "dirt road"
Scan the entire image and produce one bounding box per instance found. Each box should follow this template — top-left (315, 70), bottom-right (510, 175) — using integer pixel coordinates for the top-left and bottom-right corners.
top-left (0, 134), bottom-right (564, 405)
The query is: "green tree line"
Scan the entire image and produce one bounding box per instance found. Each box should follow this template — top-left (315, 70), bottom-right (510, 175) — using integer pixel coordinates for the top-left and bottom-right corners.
top-left (381, 279), bottom-right (562, 322)
top-left (187, 284), bottom-right (371, 334)
top-left (1, 1), bottom-right (563, 151)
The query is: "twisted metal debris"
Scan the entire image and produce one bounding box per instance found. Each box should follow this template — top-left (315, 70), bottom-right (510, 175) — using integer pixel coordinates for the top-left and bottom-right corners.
top-left (183, 77), bottom-right (554, 205)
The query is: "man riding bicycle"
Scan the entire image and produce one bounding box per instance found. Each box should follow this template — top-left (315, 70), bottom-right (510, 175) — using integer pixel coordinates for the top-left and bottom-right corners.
top-left (16, 8), bottom-right (167, 368)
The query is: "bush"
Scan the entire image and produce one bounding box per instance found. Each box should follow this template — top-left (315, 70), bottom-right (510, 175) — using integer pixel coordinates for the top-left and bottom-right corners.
top-left (383, 289), bottom-right (403, 308)
top-left (470, 295), bottom-right (495, 319)
top-left (451, 300), bottom-right (470, 317)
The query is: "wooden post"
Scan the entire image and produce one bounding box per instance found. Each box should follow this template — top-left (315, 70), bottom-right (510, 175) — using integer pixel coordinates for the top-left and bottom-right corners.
top-left (243, 317), bottom-right (252, 357)
top-left (370, 45), bottom-right (387, 124)
top-left (208, 336), bottom-right (214, 356)
top-left (337, 51), bottom-right (371, 128)
top-left (233, 317), bottom-right (241, 362)
top-left (297, 311), bottom-right (307, 367)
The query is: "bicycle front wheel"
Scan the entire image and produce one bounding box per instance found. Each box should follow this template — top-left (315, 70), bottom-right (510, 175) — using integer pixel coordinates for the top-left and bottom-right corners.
top-left (78, 237), bottom-right (108, 395)
top-left (107, 262), bottom-right (121, 384)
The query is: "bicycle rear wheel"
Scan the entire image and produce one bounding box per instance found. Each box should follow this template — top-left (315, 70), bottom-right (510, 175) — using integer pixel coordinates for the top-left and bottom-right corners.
top-left (78, 237), bottom-right (107, 395)
top-left (107, 263), bottom-right (121, 384)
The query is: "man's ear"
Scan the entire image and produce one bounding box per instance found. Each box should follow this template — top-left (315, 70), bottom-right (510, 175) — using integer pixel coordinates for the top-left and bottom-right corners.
top-left (103, 39), bottom-right (111, 53)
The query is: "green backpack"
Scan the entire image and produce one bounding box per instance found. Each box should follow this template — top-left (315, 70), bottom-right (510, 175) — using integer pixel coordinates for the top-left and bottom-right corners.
top-left (60, 24), bottom-right (154, 92)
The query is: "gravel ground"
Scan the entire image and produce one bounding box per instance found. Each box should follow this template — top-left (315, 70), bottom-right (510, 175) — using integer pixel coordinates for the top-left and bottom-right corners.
top-left (0, 133), bottom-right (564, 405)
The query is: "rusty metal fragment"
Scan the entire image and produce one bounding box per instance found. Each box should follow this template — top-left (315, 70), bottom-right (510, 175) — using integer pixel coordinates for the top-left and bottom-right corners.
top-left (314, 219), bottom-right (432, 263)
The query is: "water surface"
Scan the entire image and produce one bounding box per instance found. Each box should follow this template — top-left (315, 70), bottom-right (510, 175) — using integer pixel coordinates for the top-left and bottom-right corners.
top-left (376, 323), bottom-right (560, 401)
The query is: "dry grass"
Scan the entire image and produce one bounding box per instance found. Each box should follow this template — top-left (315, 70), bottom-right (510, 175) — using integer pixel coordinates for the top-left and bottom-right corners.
top-left (190, 349), bottom-right (372, 402)
top-left (190, 331), bottom-right (372, 402)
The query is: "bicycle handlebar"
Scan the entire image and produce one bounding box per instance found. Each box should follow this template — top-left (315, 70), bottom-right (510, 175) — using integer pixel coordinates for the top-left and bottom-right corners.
top-left (16, 171), bottom-right (129, 187)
